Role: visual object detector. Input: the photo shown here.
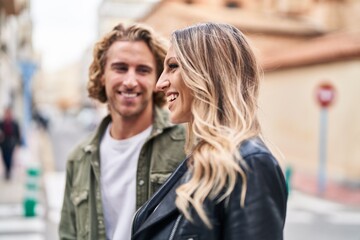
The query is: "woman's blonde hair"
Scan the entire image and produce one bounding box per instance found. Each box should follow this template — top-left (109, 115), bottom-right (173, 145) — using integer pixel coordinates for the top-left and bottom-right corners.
top-left (88, 23), bottom-right (168, 106)
top-left (172, 22), bottom-right (262, 227)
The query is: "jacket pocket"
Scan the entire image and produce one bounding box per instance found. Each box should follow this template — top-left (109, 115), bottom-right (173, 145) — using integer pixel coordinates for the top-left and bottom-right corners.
top-left (150, 173), bottom-right (171, 194)
top-left (70, 189), bottom-right (89, 239)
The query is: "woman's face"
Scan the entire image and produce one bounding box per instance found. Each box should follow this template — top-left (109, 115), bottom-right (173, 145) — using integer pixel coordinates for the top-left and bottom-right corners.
top-left (156, 45), bottom-right (193, 124)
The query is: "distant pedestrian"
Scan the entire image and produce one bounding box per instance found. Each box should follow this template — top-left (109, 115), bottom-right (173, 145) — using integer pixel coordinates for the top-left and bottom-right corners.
top-left (0, 107), bottom-right (22, 180)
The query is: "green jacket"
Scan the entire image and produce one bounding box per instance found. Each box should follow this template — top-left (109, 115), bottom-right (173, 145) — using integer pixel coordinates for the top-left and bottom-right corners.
top-left (59, 107), bottom-right (186, 240)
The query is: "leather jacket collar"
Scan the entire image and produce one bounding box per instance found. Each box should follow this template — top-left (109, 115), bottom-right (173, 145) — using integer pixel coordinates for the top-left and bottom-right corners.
top-left (132, 158), bottom-right (188, 238)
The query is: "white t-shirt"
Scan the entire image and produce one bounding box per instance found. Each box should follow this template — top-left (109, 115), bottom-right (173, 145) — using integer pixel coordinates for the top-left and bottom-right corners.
top-left (100, 123), bottom-right (152, 240)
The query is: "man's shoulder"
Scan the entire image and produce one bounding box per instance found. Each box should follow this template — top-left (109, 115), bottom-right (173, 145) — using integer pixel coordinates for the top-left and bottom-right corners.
top-left (67, 132), bottom-right (98, 162)
top-left (67, 115), bottom-right (109, 162)
top-left (153, 107), bottom-right (186, 137)
top-left (163, 123), bottom-right (186, 140)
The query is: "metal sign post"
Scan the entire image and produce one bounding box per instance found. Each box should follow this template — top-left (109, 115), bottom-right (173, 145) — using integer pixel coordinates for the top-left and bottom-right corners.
top-left (315, 82), bottom-right (336, 195)
top-left (19, 60), bottom-right (37, 147)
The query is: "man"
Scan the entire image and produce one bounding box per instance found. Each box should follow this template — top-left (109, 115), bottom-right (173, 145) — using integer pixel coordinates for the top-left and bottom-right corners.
top-left (0, 107), bottom-right (21, 180)
top-left (59, 23), bottom-right (186, 240)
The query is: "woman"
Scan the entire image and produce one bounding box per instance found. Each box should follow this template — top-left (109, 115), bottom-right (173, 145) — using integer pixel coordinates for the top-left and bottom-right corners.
top-left (131, 22), bottom-right (287, 240)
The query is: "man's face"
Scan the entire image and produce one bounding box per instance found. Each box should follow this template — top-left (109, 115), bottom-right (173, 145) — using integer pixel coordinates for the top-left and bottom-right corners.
top-left (102, 40), bottom-right (157, 120)
top-left (4, 108), bottom-right (12, 121)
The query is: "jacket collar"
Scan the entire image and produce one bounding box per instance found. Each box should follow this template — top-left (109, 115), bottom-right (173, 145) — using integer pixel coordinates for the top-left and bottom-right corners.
top-left (82, 114), bottom-right (111, 152)
top-left (81, 114), bottom-right (111, 182)
top-left (84, 106), bottom-right (174, 149)
top-left (132, 159), bottom-right (188, 238)
top-left (81, 106), bottom-right (175, 182)
top-left (149, 106), bottom-right (176, 137)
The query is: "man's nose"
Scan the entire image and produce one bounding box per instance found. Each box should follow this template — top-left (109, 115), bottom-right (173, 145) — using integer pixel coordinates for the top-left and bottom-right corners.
top-left (123, 70), bottom-right (138, 88)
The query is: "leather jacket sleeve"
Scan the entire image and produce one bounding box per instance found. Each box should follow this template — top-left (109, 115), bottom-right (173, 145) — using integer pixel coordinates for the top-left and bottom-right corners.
top-left (223, 152), bottom-right (287, 240)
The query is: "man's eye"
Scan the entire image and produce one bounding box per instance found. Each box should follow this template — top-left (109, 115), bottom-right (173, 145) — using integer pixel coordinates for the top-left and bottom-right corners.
top-left (114, 65), bottom-right (127, 72)
top-left (138, 67), bottom-right (151, 74)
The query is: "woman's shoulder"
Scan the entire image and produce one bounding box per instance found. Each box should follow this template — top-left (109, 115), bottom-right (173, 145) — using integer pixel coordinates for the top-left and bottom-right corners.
top-left (239, 137), bottom-right (270, 157)
top-left (239, 137), bottom-right (281, 170)
top-left (236, 136), bottom-right (287, 203)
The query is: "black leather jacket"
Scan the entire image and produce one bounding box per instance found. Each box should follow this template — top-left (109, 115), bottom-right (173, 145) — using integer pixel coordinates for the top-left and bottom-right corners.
top-left (132, 137), bottom-right (287, 240)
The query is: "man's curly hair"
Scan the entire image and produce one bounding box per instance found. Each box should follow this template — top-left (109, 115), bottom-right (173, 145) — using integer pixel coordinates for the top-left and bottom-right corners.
top-left (88, 23), bottom-right (168, 107)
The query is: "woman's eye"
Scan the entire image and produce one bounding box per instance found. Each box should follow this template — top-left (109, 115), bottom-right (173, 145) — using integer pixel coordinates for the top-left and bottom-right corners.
top-left (168, 63), bottom-right (178, 69)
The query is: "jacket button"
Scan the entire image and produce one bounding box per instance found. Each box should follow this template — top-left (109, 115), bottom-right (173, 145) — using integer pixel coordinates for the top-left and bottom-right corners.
top-left (138, 180), bottom-right (145, 186)
top-left (84, 145), bottom-right (92, 152)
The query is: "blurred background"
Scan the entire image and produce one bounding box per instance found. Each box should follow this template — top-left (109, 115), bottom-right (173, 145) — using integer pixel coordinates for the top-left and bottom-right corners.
top-left (0, 0), bottom-right (359, 239)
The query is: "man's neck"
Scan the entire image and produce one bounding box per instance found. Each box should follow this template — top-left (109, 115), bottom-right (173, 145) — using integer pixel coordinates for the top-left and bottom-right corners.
top-left (110, 108), bottom-right (153, 140)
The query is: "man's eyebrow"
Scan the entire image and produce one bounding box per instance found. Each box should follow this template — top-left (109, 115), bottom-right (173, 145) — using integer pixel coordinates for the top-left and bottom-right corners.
top-left (137, 64), bottom-right (152, 68)
top-left (109, 62), bottom-right (153, 70)
top-left (110, 62), bottom-right (126, 67)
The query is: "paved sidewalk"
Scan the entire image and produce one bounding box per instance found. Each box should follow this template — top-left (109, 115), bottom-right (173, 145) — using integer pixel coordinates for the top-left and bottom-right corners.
top-left (0, 149), bottom-right (46, 239)
top-left (292, 171), bottom-right (360, 207)
top-left (0, 168), bottom-right (24, 205)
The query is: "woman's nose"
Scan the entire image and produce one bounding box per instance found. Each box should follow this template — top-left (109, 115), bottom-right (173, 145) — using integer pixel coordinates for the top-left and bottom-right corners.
top-left (156, 73), bottom-right (170, 91)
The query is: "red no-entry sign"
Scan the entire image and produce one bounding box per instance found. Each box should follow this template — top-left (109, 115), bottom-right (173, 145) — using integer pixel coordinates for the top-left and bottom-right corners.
top-left (316, 83), bottom-right (336, 108)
